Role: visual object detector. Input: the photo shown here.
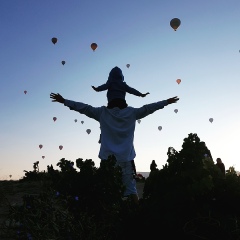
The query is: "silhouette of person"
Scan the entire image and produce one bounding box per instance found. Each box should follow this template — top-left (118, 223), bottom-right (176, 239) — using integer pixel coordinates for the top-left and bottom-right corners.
top-left (92, 66), bottom-right (149, 144)
top-left (216, 157), bottom-right (225, 176)
top-left (150, 160), bottom-right (158, 172)
top-left (92, 66), bottom-right (150, 103)
top-left (50, 92), bottom-right (179, 204)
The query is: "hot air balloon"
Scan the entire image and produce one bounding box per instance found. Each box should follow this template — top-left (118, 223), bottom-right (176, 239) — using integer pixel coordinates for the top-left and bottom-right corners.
top-left (39, 144), bottom-right (43, 149)
top-left (158, 126), bottom-right (162, 131)
top-left (126, 64), bottom-right (130, 68)
top-left (74, 119), bottom-right (77, 123)
top-left (42, 156), bottom-right (45, 159)
top-left (137, 119), bottom-right (141, 124)
top-left (91, 43), bottom-right (98, 51)
top-left (24, 90), bottom-right (27, 94)
top-left (174, 109), bottom-right (178, 113)
top-left (61, 61), bottom-right (65, 65)
top-left (52, 37), bottom-right (58, 44)
top-left (81, 121), bottom-right (84, 124)
top-left (209, 118), bottom-right (213, 123)
top-left (53, 117), bottom-right (57, 122)
top-left (59, 145), bottom-right (63, 150)
top-left (176, 79), bottom-right (181, 84)
top-left (86, 129), bottom-right (91, 134)
top-left (170, 18), bottom-right (181, 31)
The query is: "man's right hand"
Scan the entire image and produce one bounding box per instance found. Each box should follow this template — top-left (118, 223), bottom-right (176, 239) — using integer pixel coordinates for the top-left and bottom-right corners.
top-left (167, 96), bottom-right (179, 104)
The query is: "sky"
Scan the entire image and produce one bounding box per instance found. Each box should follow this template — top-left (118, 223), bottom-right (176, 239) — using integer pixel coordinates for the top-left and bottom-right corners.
top-left (1, 0), bottom-right (240, 180)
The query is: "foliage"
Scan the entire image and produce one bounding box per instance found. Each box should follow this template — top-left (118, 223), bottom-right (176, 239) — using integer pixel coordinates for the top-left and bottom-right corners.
top-left (141, 133), bottom-right (240, 239)
top-left (1, 155), bottom-right (130, 240)
top-left (2, 133), bottom-right (240, 239)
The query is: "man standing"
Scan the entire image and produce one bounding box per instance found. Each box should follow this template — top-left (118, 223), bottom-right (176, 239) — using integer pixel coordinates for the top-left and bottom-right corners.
top-left (150, 160), bottom-right (158, 172)
top-left (50, 93), bottom-right (179, 204)
top-left (216, 157), bottom-right (226, 176)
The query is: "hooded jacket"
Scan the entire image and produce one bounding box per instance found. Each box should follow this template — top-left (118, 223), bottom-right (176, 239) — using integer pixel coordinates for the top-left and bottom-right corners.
top-left (95, 66), bottom-right (143, 102)
top-left (64, 99), bottom-right (168, 162)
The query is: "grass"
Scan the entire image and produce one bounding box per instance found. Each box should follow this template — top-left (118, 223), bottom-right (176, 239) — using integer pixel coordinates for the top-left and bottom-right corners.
top-left (0, 179), bottom-right (145, 240)
top-left (0, 180), bottom-right (52, 239)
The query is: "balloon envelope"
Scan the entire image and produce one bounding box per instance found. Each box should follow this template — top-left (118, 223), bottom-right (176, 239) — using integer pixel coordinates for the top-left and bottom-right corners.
top-left (170, 18), bottom-right (181, 31)
top-left (61, 61), bottom-right (65, 65)
top-left (86, 129), bottom-right (91, 134)
top-left (24, 90), bottom-right (27, 94)
top-left (158, 126), bottom-right (162, 131)
top-left (52, 37), bottom-right (57, 44)
top-left (74, 119), bottom-right (77, 122)
top-left (209, 118), bottom-right (213, 123)
top-left (174, 109), bottom-right (178, 113)
top-left (53, 117), bottom-right (57, 122)
top-left (39, 144), bottom-right (43, 149)
top-left (137, 119), bottom-right (141, 124)
top-left (42, 156), bottom-right (45, 159)
top-left (91, 43), bottom-right (98, 51)
top-left (126, 64), bottom-right (130, 68)
top-left (59, 145), bottom-right (63, 150)
top-left (176, 79), bottom-right (181, 84)
top-left (81, 121), bottom-right (84, 124)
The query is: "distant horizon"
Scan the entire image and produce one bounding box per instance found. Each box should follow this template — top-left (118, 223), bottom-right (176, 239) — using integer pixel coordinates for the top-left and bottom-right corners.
top-left (3, 169), bottom-right (240, 181)
top-left (0, 164), bottom-right (151, 181)
top-left (136, 172), bottom-right (150, 178)
top-left (0, 171), bottom-right (151, 181)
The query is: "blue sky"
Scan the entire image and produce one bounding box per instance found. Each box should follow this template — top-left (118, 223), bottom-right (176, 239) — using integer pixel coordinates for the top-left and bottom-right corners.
top-left (1, 0), bottom-right (240, 180)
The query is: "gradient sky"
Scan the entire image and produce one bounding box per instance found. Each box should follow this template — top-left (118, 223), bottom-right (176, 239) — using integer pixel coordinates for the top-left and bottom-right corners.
top-left (1, 0), bottom-right (240, 180)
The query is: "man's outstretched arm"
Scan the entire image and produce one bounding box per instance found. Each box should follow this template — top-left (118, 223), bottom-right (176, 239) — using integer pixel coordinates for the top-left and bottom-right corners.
top-left (50, 93), bottom-right (65, 104)
top-left (50, 92), bottom-right (101, 121)
top-left (135, 96), bottom-right (180, 119)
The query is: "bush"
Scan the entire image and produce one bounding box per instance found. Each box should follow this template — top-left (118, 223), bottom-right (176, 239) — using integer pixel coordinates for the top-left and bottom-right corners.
top-left (3, 133), bottom-right (240, 239)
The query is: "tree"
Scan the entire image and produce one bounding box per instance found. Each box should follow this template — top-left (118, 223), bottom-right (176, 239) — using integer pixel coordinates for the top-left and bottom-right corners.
top-left (141, 133), bottom-right (232, 239)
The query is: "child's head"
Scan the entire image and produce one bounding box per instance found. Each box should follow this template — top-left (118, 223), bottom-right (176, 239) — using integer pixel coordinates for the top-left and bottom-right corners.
top-left (108, 66), bottom-right (124, 82)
